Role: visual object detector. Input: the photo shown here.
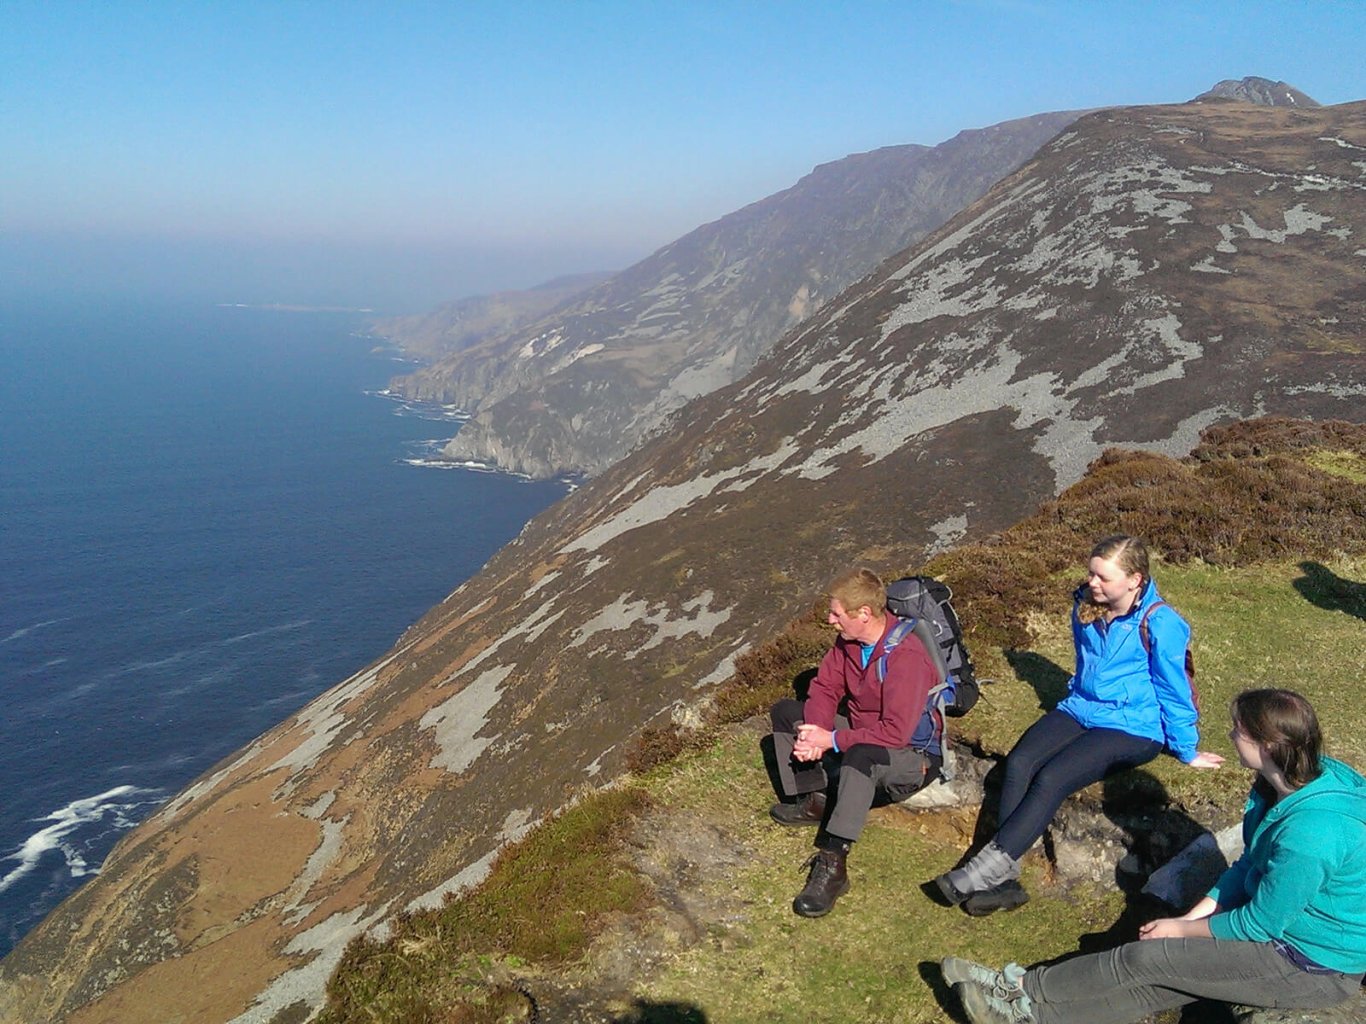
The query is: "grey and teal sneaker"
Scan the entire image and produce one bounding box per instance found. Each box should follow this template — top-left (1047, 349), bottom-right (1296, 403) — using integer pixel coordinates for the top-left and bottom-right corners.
top-left (943, 960), bottom-right (1034, 1024)
top-left (957, 979), bottom-right (1036, 1024)
top-left (941, 957), bottom-right (1025, 990)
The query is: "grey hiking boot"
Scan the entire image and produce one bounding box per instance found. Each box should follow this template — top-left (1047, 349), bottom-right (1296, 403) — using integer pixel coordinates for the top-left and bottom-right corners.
top-left (935, 841), bottom-right (1020, 905)
top-left (964, 879), bottom-right (1030, 917)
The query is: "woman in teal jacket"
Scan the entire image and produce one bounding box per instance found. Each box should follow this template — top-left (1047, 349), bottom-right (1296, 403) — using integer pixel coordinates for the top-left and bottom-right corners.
top-left (942, 688), bottom-right (1366, 1024)
top-left (934, 535), bottom-right (1222, 915)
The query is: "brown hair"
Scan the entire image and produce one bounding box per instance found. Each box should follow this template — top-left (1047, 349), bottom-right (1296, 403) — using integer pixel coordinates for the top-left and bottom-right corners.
top-left (1076, 534), bottom-right (1151, 624)
top-left (827, 567), bottom-right (886, 618)
top-left (1232, 688), bottom-right (1323, 793)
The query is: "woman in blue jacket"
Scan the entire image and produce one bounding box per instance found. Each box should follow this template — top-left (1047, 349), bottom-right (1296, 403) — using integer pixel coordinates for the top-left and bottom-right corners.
top-left (934, 535), bottom-right (1222, 915)
top-left (941, 688), bottom-right (1366, 1024)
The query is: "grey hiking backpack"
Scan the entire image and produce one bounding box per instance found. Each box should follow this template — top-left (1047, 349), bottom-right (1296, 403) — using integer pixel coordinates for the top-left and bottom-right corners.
top-left (876, 576), bottom-right (982, 781)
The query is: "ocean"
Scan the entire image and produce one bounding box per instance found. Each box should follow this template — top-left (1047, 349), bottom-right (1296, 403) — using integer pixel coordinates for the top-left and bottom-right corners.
top-left (0, 298), bottom-right (565, 957)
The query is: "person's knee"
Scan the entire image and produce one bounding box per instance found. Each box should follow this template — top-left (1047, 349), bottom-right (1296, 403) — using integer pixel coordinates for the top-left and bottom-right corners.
top-left (1003, 743), bottom-right (1054, 784)
top-left (771, 698), bottom-right (804, 732)
top-left (1029, 756), bottom-right (1107, 804)
top-left (1111, 938), bottom-right (1179, 982)
top-left (841, 744), bottom-right (890, 778)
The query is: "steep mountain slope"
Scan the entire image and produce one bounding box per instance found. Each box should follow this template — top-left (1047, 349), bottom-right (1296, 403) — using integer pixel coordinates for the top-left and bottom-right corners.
top-left (368, 273), bottom-right (611, 362)
top-left (2, 99), bottom-right (1363, 1024)
top-left (391, 110), bottom-right (1088, 477)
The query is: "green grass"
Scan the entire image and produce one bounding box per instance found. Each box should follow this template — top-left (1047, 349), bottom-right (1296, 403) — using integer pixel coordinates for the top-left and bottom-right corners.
top-left (631, 556), bottom-right (1366, 1023)
top-left (1306, 449), bottom-right (1366, 483)
top-left (318, 787), bottom-right (653, 1024)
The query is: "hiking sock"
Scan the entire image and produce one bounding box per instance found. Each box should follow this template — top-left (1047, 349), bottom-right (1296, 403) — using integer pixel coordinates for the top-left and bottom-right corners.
top-left (944, 841), bottom-right (1020, 896)
top-left (816, 832), bottom-right (853, 855)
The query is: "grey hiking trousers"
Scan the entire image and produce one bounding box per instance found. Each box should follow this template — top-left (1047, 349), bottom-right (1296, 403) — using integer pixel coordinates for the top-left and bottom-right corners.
top-left (1023, 937), bottom-right (1362, 1024)
top-left (770, 698), bottom-right (937, 843)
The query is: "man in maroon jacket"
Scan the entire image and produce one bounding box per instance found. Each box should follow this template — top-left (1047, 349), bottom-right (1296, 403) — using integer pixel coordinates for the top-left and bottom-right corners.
top-left (768, 567), bottom-right (940, 916)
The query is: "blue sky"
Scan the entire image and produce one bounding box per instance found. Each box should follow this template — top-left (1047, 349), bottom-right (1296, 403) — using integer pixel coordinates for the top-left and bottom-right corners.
top-left (3, 1), bottom-right (1363, 312)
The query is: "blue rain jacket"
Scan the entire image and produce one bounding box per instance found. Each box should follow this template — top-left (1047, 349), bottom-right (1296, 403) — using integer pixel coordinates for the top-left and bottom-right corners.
top-left (1055, 579), bottom-right (1199, 762)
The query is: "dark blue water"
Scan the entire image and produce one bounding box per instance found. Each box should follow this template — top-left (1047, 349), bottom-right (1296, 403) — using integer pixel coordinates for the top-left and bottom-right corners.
top-left (0, 299), bottom-right (565, 957)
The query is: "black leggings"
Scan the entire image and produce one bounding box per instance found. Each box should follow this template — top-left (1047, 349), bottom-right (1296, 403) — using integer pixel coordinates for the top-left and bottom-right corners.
top-left (994, 710), bottom-right (1161, 859)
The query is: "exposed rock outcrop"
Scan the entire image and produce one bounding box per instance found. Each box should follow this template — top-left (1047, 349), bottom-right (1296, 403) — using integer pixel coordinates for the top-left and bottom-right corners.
top-left (2, 99), bottom-right (1363, 1024)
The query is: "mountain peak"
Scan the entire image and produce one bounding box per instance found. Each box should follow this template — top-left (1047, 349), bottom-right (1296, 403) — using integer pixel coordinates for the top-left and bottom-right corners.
top-left (1193, 76), bottom-right (1319, 107)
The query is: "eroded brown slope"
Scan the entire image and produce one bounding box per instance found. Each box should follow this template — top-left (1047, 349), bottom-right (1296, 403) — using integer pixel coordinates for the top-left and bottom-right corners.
top-left (2, 100), bottom-right (1362, 1024)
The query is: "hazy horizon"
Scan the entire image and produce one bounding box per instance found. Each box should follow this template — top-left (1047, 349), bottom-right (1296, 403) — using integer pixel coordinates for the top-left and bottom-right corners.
top-left (4, 1), bottom-right (1364, 314)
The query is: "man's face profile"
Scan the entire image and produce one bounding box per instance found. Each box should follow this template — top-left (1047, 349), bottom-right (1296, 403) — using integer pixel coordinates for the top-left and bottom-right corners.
top-left (827, 598), bottom-right (868, 642)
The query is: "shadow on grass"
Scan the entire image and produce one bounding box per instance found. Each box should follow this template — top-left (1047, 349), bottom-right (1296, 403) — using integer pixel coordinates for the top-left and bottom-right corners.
top-left (1065, 768), bottom-right (1209, 953)
top-left (1294, 561), bottom-right (1366, 622)
top-left (610, 999), bottom-right (709, 1023)
top-left (1005, 649), bottom-right (1070, 710)
top-left (918, 960), bottom-right (968, 1023)
top-left (1041, 768), bottom-right (1236, 1023)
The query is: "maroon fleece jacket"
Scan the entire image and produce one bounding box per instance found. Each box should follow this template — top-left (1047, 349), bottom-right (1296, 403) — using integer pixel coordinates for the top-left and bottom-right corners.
top-left (803, 616), bottom-right (937, 750)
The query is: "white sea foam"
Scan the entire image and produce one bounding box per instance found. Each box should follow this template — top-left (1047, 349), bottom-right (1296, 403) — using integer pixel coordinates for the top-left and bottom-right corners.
top-left (105, 620), bottom-right (314, 678)
top-left (0, 786), bottom-right (163, 894)
top-left (400, 456), bottom-right (540, 483)
top-left (1, 619), bottom-right (64, 645)
top-left (364, 390), bottom-right (469, 421)
top-left (220, 620), bottom-right (311, 646)
top-left (402, 457), bottom-right (496, 472)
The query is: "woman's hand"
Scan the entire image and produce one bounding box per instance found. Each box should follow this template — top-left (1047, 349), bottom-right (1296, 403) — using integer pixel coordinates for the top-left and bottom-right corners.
top-left (1140, 916), bottom-right (1213, 940)
top-left (1186, 751), bottom-right (1225, 769)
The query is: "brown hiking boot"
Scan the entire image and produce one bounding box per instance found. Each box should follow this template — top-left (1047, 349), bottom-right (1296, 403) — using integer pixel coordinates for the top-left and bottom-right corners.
top-left (769, 790), bottom-right (826, 826)
top-left (792, 848), bottom-right (849, 917)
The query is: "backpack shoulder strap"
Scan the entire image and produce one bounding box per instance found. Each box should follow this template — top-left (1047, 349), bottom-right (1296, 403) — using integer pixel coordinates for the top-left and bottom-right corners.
top-left (910, 616), bottom-right (949, 687)
top-left (1138, 600), bottom-right (1199, 709)
top-left (1137, 600), bottom-right (1167, 654)
top-left (875, 618), bottom-right (918, 682)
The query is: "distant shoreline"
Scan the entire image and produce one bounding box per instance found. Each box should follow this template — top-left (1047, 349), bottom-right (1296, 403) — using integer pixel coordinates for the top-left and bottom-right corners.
top-left (215, 302), bottom-right (376, 314)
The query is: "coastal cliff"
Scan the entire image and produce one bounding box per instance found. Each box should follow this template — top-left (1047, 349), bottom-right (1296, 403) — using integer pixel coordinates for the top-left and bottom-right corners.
top-left (2, 98), bottom-right (1364, 1024)
top-left (389, 109), bottom-right (1090, 478)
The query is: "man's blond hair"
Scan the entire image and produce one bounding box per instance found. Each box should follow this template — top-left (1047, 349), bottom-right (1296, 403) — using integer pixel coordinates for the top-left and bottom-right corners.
top-left (826, 567), bottom-right (886, 617)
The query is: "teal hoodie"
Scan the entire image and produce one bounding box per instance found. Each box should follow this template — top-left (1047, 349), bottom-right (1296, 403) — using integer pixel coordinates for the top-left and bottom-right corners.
top-left (1207, 756), bottom-right (1366, 974)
